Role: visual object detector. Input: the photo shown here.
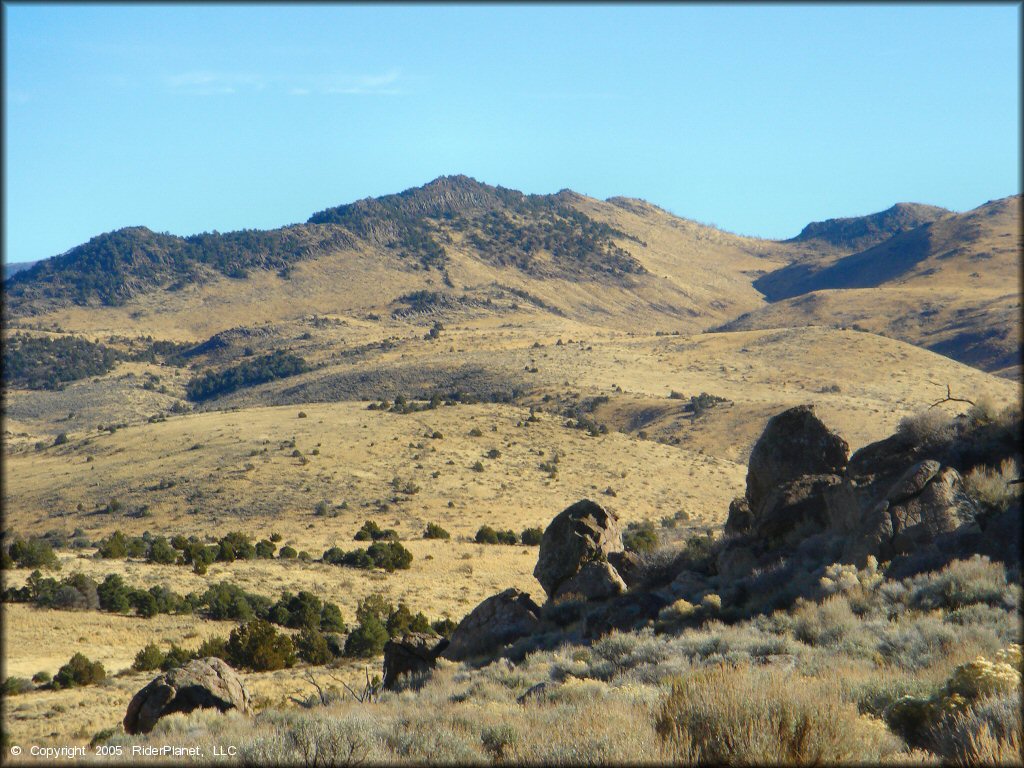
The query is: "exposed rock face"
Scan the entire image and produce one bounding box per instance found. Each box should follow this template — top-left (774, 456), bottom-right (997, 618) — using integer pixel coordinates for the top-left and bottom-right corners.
top-left (534, 499), bottom-right (624, 599)
top-left (845, 462), bottom-right (979, 564)
top-left (745, 405), bottom-right (849, 513)
top-left (753, 474), bottom-right (843, 546)
top-left (607, 550), bottom-right (643, 589)
top-left (441, 588), bottom-right (541, 662)
top-left (553, 560), bottom-right (627, 601)
top-left (123, 658), bottom-right (250, 735)
top-left (382, 633), bottom-right (449, 690)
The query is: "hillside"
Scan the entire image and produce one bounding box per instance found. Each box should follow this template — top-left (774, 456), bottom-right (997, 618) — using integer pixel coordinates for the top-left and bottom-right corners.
top-left (722, 195), bottom-right (1022, 377)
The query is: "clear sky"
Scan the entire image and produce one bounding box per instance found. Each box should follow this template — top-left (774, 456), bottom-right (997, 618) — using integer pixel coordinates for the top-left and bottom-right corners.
top-left (3, 3), bottom-right (1020, 264)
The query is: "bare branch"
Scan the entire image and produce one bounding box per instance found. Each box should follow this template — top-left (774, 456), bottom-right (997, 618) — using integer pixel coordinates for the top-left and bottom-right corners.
top-left (928, 383), bottom-right (976, 410)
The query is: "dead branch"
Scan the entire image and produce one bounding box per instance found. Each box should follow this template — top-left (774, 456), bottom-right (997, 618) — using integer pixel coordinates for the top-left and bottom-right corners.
top-left (927, 383), bottom-right (976, 409)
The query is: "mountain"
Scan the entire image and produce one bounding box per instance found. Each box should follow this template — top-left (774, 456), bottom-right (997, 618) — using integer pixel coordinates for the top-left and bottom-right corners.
top-left (3, 260), bottom-right (40, 280)
top-left (721, 195), bottom-right (1022, 377)
top-left (787, 202), bottom-right (950, 252)
top-left (1, 175), bottom-right (776, 337)
top-left (2, 177), bottom-right (1019, 376)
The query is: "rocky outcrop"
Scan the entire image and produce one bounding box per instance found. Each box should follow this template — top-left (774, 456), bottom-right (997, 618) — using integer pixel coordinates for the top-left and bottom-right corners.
top-left (745, 405), bottom-right (848, 513)
top-left (441, 588), bottom-right (541, 662)
top-left (534, 500), bottom-right (624, 599)
top-left (844, 462), bottom-right (979, 565)
top-left (553, 560), bottom-right (626, 601)
top-left (382, 633), bottom-right (450, 690)
top-left (124, 658), bottom-right (250, 735)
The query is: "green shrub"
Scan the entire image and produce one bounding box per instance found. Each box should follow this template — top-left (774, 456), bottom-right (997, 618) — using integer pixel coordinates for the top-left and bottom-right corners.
top-left (53, 653), bottom-right (105, 689)
top-left (2, 677), bottom-right (33, 696)
top-left (7, 537), bottom-right (61, 569)
top-left (424, 523), bottom-right (451, 540)
top-left (196, 636), bottom-right (230, 661)
top-left (906, 556), bottom-right (1013, 612)
top-left (520, 527), bottom-right (544, 546)
top-left (97, 574), bottom-right (132, 613)
top-left (133, 643), bottom-right (165, 671)
top-left (31, 671), bottom-right (51, 685)
top-left (255, 539), bottom-right (276, 558)
top-left (296, 628), bottom-right (334, 665)
top-left (623, 521), bottom-right (659, 554)
top-left (432, 618), bottom-right (458, 638)
top-left (354, 520), bottom-right (399, 542)
top-left (278, 545), bottom-right (298, 559)
top-left (217, 531), bottom-right (255, 562)
top-left (160, 644), bottom-right (194, 671)
top-left (227, 619), bottom-right (296, 671)
top-left (147, 536), bottom-right (178, 565)
top-left (344, 615), bottom-right (389, 659)
top-left (475, 525), bottom-right (499, 544)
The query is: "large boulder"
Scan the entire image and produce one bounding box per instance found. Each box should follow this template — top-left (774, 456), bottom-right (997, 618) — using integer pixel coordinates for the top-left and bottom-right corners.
top-left (441, 588), bottom-right (541, 662)
top-left (745, 406), bottom-right (849, 514)
top-left (753, 474), bottom-right (843, 546)
top-left (553, 560), bottom-right (627, 601)
top-left (382, 633), bottom-right (449, 690)
top-left (124, 658), bottom-right (250, 735)
top-left (534, 500), bottom-right (624, 599)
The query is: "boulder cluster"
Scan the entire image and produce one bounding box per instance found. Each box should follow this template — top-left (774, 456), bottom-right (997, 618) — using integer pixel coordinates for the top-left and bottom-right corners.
top-left (123, 402), bottom-right (1017, 717)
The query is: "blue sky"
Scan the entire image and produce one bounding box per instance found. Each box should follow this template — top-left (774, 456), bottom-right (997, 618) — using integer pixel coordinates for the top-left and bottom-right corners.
top-left (3, 3), bottom-right (1019, 264)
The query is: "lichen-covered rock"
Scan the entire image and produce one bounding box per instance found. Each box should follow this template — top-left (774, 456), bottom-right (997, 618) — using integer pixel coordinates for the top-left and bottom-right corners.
top-left (382, 633), bottom-right (449, 690)
top-left (123, 658), bottom-right (250, 735)
top-left (553, 560), bottom-right (626, 601)
top-left (533, 499), bottom-right (624, 598)
top-left (745, 405), bottom-right (849, 514)
top-left (441, 588), bottom-right (541, 662)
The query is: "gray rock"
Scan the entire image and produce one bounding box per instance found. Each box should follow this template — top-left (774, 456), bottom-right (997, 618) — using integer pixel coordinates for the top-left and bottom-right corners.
top-left (441, 588), bottom-right (541, 662)
top-left (382, 633), bottom-right (449, 691)
top-left (553, 560), bottom-right (626, 602)
top-left (533, 499), bottom-right (624, 598)
top-left (123, 658), bottom-right (250, 735)
top-left (745, 405), bottom-right (848, 514)
top-left (753, 474), bottom-right (842, 546)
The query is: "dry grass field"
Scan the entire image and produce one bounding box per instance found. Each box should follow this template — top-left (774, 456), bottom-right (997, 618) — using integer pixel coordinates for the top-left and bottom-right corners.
top-left (2, 179), bottom-right (1020, 759)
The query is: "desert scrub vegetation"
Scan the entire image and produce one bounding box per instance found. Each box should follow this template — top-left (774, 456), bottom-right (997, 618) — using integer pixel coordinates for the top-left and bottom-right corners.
top-left (185, 350), bottom-right (310, 402)
top-left (423, 522), bottom-right (451, 540)
top-left (475, 525), bottom-right (519, 545)
top-left (655, 663), bottom-right (904, 763)
top-left (2, 332), bottom-right (121, 389)
top-left (322, 540), bottom-right (413, 571)
top-left (1, 536), bottom-right (60, 570)
top-left (964, 457), bottom-right (1022, 514)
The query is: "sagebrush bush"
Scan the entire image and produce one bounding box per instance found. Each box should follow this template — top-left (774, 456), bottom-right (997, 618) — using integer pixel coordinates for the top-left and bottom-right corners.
top-left (898, 409), bottom-right (955, 447)
top-left (656, 663), bottom-right (904, 764)
top-left (905, 556), bottom-right (1014, 612)
top-left (964, 458), bottom-right (1022, 514)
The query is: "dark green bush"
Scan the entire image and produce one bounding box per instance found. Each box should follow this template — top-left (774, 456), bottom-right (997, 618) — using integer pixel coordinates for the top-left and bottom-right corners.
top-left (2, 677), bottom-right (33, 695)
top-left (344, 615), bottom-right (389, 658)
top-left (424, 523), bottom-right (451, 540)
top-left (520, 527), bottom-right (544, 546)
top-left (227, 619), bottom-right (296, 672)
top-left (147, 536), bottom-right (178, 565)
top-left (354, 520), bottom-right (399, 542)
top-left (623, 521), bottom-right (659, 554)
top-left (278, 545), bottom-right (298, 559)
top-left (296, 628), bottom-right (334, 665)
top-left (160, 644), bottom-right (194, 671)
top-left (475, 525), bottom-right (499, 544)
top-left (133, 643), bottom-right (165, 672)
top-left (255, 539), bottom-right (276, 559)
top-left (7, 537), bottom-right (61, 570)
top-left (53, 653), bottom-right (105, 689)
